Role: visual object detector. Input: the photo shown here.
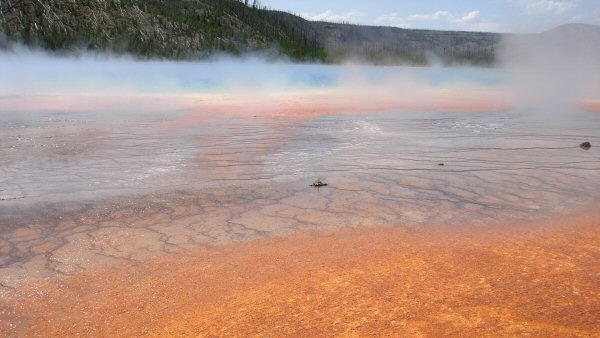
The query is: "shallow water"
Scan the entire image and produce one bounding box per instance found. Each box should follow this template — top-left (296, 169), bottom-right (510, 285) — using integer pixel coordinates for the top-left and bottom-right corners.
top-left (1, 105), bottom-right (600, 285)
top-left (1, 62), bottom-right (600, 286)
top-left (2, 107), bottom-right (598, 203)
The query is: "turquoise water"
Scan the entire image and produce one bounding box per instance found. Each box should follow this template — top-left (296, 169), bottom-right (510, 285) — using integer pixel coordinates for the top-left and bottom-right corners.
top-left (0, 55), bottom-right (504, 94)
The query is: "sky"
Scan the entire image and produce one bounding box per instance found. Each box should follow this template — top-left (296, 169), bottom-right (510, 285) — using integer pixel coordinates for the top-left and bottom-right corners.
top-left (259, 0), bottom-right (600, 33)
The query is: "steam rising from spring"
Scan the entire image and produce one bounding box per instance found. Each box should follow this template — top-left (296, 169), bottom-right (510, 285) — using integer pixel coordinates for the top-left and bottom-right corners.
top-left (499, 24), bottom-right (600, 113)
top-left (2, 25), bottom-right (599, 120)
top-left (0, 48), bottom-right (511, 119)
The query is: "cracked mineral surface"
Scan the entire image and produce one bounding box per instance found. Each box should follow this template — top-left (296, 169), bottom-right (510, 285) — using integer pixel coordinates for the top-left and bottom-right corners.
top-left (1, 92), bottom-right (599, 335)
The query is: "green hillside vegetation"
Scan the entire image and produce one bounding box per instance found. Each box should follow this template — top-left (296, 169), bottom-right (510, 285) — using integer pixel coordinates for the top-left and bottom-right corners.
top-left (313, 23), bottom-right (500, 66)
top-left (0, 0), bottom-right (325, 60)
top-left (1, 0), bottom-right (504, 65)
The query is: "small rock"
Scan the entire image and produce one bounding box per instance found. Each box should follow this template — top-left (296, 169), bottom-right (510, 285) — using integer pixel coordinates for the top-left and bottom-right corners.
top-left (310, 179), bottom-right (328, 187)
top-left (438, 163), bottom-right (445, 166)
top-left (580, 141), bottom-right (591, 150)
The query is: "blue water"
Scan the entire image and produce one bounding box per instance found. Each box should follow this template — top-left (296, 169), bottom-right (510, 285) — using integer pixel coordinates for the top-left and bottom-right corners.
top-left (0, 54), bottom-right (504, 94)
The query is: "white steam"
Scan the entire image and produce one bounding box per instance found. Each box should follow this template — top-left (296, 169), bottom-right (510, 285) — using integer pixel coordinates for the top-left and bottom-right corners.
top-left (0, 48), bottom-right (508, 118)
top-left (499, 24), bottom-right (600, 112)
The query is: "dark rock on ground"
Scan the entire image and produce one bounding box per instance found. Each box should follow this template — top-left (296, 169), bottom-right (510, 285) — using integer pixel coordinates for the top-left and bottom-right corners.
top-left (310, 179), bottom-right (328, 187)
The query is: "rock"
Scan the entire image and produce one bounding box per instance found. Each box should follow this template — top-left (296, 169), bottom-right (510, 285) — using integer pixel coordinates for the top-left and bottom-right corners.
top-left (438, 163), bottom-right (445, 166)
top-left (310, 179), bottom-right (328, 187)
top-left (580, 141), bottom-right (591, 150)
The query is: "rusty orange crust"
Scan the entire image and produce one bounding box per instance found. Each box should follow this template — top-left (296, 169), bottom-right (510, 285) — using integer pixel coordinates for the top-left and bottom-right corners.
top-left (2, 209), bottom-right (600, 337)
top-left (0, 87), bottom-right (511, 119)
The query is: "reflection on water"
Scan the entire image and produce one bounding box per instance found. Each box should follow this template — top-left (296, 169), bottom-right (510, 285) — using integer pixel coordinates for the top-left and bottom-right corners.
top-left (1, 108), bottom-right (598, 205)
top-left (1, 103), bottom-right (599, 285)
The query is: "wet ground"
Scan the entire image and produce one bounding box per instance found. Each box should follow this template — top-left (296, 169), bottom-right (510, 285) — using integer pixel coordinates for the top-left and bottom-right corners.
top-left (1, 62), bottom-right (600, 335)
top-left (1, 105), bottom-right (599, 287)
top-left (1, 207), bottom-right (599, 336)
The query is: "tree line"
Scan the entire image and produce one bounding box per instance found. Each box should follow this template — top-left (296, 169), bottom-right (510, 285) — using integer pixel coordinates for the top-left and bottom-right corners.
top-left (0, 0), bottom-right (326, 60)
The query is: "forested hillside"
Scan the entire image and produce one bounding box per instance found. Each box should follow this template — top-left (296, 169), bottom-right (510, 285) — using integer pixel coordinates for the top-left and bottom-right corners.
top-left (0, 0), bottom-right (325, 60)
top-left (314, 23), bottom-right (500, 65)
top-left (1, 0), bottom-right (503, 65)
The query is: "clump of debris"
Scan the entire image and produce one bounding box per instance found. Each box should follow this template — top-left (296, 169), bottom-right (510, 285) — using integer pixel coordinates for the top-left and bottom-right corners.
top-left (580, 141), bottom-right (591, 150)
top-left (310, 179), bottom-right (328, 187)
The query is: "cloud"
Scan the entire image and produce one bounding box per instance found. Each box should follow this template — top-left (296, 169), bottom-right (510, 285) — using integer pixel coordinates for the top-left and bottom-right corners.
top-left (376, 11), bottom-right (503, 32)
top-left (299, 9), bottom-right (366, 23)
top-left (564, 7), bottom-right (600, 26)
top-left (460, 21), bottom-right (510, 33)
top-left (408, 10), bottom-right (481, 24)
top-left (374, 13), bottom-right (411, 28)
top-left (522, 1), bottom-right (576, 15)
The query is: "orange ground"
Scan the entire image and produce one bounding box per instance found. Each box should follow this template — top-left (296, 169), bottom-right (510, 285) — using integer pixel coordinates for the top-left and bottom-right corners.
top-left (1, 210), bottom-right (600, 337)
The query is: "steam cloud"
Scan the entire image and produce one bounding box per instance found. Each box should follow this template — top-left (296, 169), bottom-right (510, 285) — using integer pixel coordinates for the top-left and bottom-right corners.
top-left (0, 49), bottom-right (509, 120)
top-left (2, 27), bottom-right (599, 121)
top-left (499, 24), bottom-right (600, 113)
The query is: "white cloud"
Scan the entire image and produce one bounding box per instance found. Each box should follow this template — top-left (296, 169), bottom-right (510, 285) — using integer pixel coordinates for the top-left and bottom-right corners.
top-left (375, 11), bottom-right (504, 32)
top-left (299, 10), bottom-right (366, 23)
top-left (460, 21), bottom-right (510, 33)
top-left (458, 11), bottom-right (482, 23)
top-left (408, 10), bottom-right (481, 24)
top-left (564, 7), bottom-right (600, 25)
top-left (374, 13), bottom-right (411, 28)
top-left (409, 10), bottom-right (447, 21)
top-left (523, 1), bottom-right (576, 15)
